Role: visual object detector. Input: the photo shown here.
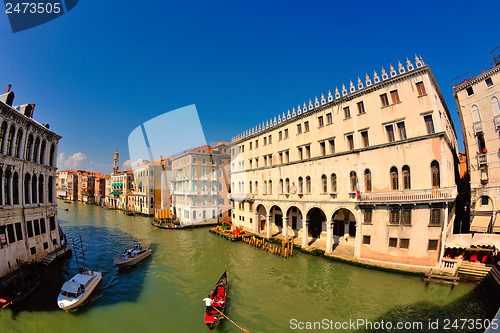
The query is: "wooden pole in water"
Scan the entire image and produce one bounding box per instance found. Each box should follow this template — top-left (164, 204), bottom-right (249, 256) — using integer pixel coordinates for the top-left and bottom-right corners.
top-left (79, 235), bottom-right (85, 256)
top-left (72, 238), bottom-right (79, 268)
top-left (16, 259), bottom-right (24, 283)
top-left (8, 261), bottom-right (18, 288)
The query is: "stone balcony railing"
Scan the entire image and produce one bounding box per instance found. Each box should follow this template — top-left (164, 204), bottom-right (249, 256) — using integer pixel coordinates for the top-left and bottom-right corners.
top-left (477, 153), bottom-right (487, 167)
top-left (440, 256), bottom-right (463, 273)
top-left (359, 187), bottom-right (457, 203)
top-left (494, 114), bottom-right (500, 129)
top-left (473, 121), bottom-right (483, 135)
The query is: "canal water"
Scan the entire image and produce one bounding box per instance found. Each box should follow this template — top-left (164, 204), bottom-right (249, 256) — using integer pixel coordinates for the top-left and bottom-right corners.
top-left (1, 200), bottom-right (498, 332)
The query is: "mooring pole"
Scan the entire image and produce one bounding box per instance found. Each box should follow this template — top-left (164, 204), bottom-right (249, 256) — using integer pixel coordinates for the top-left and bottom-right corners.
top-left (72, 238), bottom-right (78, 268)
top-left (79, 235), bottom-right (85, 256)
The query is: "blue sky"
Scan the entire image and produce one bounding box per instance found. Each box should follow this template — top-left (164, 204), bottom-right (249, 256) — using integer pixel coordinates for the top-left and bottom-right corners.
top-left (1, 1), bottom-right (499, 173)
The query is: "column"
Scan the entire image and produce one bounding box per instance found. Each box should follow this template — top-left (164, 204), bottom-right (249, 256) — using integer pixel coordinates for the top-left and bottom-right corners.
top-left (326, 220), bottom-right (333, 253)
top-left (283, 217), bottom-right (289, 239)
top-left (302, 219), bottom-right (309, 248)
top-left (253, 214), bottom-right (259, 233)
top-left (266, 215), bottom-right (272, 238)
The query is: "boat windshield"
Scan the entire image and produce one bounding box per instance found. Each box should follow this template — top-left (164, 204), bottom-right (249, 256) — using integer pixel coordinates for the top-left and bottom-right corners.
top-left (61, 290), bottom-right (68, 297)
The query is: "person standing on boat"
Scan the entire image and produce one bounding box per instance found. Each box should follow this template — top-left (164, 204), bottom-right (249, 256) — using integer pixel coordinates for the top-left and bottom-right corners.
top-left (203, 296), bottom-right (223, 314)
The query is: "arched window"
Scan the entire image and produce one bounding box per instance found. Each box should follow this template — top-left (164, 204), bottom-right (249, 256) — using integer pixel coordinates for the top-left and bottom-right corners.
top-left (0, 121), bottom-right (7, 154)
top-left (38, 174), bottom-right (44, 203)
top-left (431, 161), bottom-right (440, 188)
top-left (6, 125), bottom-right (15, 156)
top-left (321, 174), bottom-right (327, 193)
top-left (350, 171), bottom-right (357, 192)
top-left (263, 180), bottom-right (267, 194)
top-left (249, 181), bottom-right (252, 194)
top-left (203, 210), bottom-right (206, 220)
top-left (33, 137), bottom-right (40, 163)
top-left (285, 178), bottom-right (290, 194)
top-left (268, 180), bottom-right (272, 194)
top-left (192, 168), bottom-right (196, 177)
top-left (331, 174), bottom-right (337, 193)
top-left (471, 105), bottom-right (481, 123)
top-left (298, 177), bottom-right (303, 194)
top-left (32, 174), bottom-right (37, 203)
top-left (49, 143), bottom-right (55, 166)
top-left (14, 129), bottom-right (23, 158)
top-left (254, 181), bottom-right (258, 194)
top-left (493, 97), bottom-right (500, 116)
top-left (202, 169), bottom-right (206, 177)
top-left (4, 168), bottom-right (11, 205)
top-left (364, 169), bottom-right (372, 192)
top-left (212, 169), bottom-right (215, 178)
top-left (306, 176), bottom-right (311, 194)
top-left (12, 172), bottom-right (19, 205)
top-left (390, 167), bottom-right (398, 190)
top-left (0, 169), bottom-right (3, 205)
top-left (40, 140), bottom-right (46, 165)
top-left (48, 176), bottom-right (53, 203)
top-left (24, 173), bottom-right (30, 204)
top-left (402, 165), bottom-right (411, 190)
top-left (279, 179), bottom-right (283, 194)
top-left (26, 134), bottom-right (34, 161)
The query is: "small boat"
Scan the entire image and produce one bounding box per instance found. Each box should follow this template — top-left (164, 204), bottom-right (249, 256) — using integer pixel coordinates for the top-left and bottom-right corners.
top-left (151, 221), bottom-right (194, 230)
top-left (57, 270), bottom-right (102, 311)
top-left (114, 246), bottom-right (151, 268)
top-left (204, 271), bottom-right (227, 330)
top-left (64, 200), bottom-right (71, 204)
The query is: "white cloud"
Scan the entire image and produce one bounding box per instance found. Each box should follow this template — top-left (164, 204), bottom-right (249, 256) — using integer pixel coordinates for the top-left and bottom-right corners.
top-left (122, 160), bottom-right (132, 169)
top-left (59, 152), bottom-right (87, 169)
top-left (57, 153), bottom-right (66, 167)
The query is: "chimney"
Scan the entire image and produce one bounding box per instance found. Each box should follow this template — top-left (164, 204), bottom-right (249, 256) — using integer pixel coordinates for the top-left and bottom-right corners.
top-left (6, 84), bottom-right (11, 93)
top-left (30, 104), bottom-right (35, 117)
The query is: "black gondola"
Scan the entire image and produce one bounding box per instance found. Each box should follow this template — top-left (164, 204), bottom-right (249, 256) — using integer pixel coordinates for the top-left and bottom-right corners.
top-left (204, 271), bottom-right (227, 330)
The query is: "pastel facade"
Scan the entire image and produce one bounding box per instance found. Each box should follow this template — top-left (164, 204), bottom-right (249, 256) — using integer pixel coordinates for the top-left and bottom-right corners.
top-left (56, 170), bottom-right (78, 200)
top-left (0, 86), bottom-right (61, 278)
top-left (230, 57), bottom-right (459, 268)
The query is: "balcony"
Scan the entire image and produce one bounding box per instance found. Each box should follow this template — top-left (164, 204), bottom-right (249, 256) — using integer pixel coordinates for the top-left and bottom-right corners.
top-left (359, 187), bottom-right (457, 204)
top-left (477, 153), bottom-right (487, 167)
top-left (494, 115), bottom-right (500, 129)
top-left (473, 122), bottom-right (483, 135)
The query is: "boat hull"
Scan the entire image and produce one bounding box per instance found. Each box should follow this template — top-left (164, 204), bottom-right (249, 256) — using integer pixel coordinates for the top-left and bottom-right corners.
top-left (114, 249), bottom-right (151, 267)
top-left (57, 272), bottom-right (102, 311)
top-left (204, 271), bottom-right (227, 330)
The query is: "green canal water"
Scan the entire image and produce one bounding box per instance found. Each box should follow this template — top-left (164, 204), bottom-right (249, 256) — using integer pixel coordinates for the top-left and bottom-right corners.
top-left (1, 200), bottom-right (498, 332)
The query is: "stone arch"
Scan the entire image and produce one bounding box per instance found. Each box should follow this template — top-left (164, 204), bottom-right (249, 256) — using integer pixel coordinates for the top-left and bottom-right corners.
top-left (32, 173), bottom-right (37, 203)
top-left (286, 205), bottom-right (303, 237)
top-left (255, 204), bottom-right (267, 232)
top-left (38, 174), bottom-right (44, 203)
top-left (6, 125), bottom-right (15, 156)
top-left (24, 172), bottom-right (30, 204)
top-left (306, 207), bottom-right (326, 238)
top-left (474, 195), bottom-right (494, 212)
top-left (0, 121), bottom-right (7, 153)
top-left (26, 133), bottom-right (34, 161)
top-left (40, 140), bottom-right (46, 165)
top-left (270, 205), bottom-right (283, 233)
top-left (49, 143), bottom-right (55, 166)
top-left (14, 129), bottom-right (23, 158)
top-left (33, 137), bottom-right (40, 163)
top-left (332, 207), bottom-right (357, 237)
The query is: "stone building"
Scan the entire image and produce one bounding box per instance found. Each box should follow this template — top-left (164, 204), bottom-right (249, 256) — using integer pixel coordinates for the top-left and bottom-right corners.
top-left (56, 169), bottom-right (78, 201)
top-left (230, 56), bottom-right (459, 269)
top-left (109, 170), bottom-right (133, 209)
top-left (454, 48), bottom-right (500, 234)
top-left (94, 173), bottom-right (108, 205)
top-left (171, 142), bottom-right (231, 226)
top-left (0, 85), bottom-right (62, 277)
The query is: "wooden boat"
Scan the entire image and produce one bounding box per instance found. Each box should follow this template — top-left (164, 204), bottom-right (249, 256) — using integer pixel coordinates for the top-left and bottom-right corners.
top-left (64, 200), bottom-right (71, 203)
top-left (204, 271), bottom-right (227, 330)
top-left (151, 221), bottom-right (194, 229)
top-left (57, 270), bottom-right (102, 311)
top-left (114, 246), bottom-right (151, 268)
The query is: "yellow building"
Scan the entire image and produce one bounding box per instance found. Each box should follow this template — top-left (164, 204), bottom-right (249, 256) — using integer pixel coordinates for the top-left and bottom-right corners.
top-left (230, 56), bottom-right (459, 269)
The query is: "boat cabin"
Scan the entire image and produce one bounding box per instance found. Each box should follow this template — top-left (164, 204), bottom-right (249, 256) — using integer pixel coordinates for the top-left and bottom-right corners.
top-left (60, 274), bottom-right (95, 298)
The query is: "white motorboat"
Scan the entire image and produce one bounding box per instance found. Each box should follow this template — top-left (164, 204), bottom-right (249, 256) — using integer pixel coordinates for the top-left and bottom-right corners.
top-left (114, 247), bottom-right (151, 268)
top-left (57, 270), bottom-right (102, 311)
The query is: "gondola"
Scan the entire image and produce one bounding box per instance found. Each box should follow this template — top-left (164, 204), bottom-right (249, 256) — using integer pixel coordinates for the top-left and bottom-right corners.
top-left (204, 271), bottom-right (227, 330)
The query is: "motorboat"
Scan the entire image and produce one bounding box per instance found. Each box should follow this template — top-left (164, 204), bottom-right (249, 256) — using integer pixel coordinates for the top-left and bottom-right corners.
top-left (57, 270), bottom-right (102, 311)
top-left (114, 246), bottom-right (151, 268)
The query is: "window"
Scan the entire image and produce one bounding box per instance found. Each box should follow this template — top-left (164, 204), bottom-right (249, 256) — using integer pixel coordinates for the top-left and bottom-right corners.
top-left (486, 77), bottom-right (493, 87)
top-left (390, 90), bottom-right (400, 103)
top-left (268, 135), bottom-right (272, 144)
top-left (357, 101), bottom-right (365, 114)
top-left (320, 142), bottom-right (326, 156)
top-left (326, 113), bottom-right (332, 124)
top-left (263, 180), bottom-right (267, 194)
top-left (361, 131), bottom-right (369, 147)
top-left (321, 175), bottom-right (327, 193)
top-left (424, 115), bottom-right (435, 134)
top-left (390, 167), bottom-right (399, 190)
top-left (431, 161), bottom-right (440, 188)
top-left (249, 142), bottom-right (252, 150)
top-left (386, 125), bottom-right (395, 143)
top-left (362, 236), bottom-right (371, 245)
top-left (30, 247), bottom-right (36, 255)
top-left (285, 151), bottom-right (289, 163)
top-left (297, 124), bottom-right (302, 134)
top-left (40, 218), bottom-right (46, 234)
top-left (364, 209), bottom-right (372, 224)
top-left (298, 177), bottom-right (303, 194)
top-left (305, 145), bottom-right (310, 159)
top-left (255, 158), bottom-right (259, 168)
top-left (481, 196), bottom-right (489, 206)
top-left (347, 135), bottom-right (354, 150)
top-left (380, 93), bottom-right (389, 107)
top-left (428, 240), bottom-right (439, 251)
top-left (430, 208), bottom-right (441, 226)
top-left (399, 239), bottom-right (409, 249)
top-left (344, 107), bottom-right (351, 119)
top-left (389, 238), bottom-right (398, 248)
top-left (402, 165), bottom-right (411, 190)
top-left (330, 174), bottom-right (337, 193)
top-left (390, 210), bottom-right (400, 225)
top-left (279, 131), bottom-right (282, 140)
top-left (466, 87), bottom-right (474, 96)
top-left (255, 140), bottom-right (258, 148)
top-left (397, 122), bottom-right (407, 140)
top-left (401, 209), bottom-right (411, 225)
top-left (50, 216), bottom-right (56, 230)
top-left (263, 137), bottom-right (267, 145)
top-left (284, 129), bottom-right (289, 138)
top-left (350, 171), bottom-right (357, 193)
top-left (298, 147), bottom-right (303, 160)
top-left (364, 169), bottom-right (372, 192)
top-left (34, 219), bottom-right (40, 236)
top-left (416, 82), bottom-right (426, 96)
top-left (306, 176), bottom-right (311, 194)
top-left (279, 179), bottom-right (283, 194)
top-left (15, 222), bottom-right (22, 241)
top-left (7, 224), bottom-right (15, 243)
top-left (329, 139), bottom-right (335, 154)
top-left (304, 121), bottom-right (309, 132)
top-left (285, 178), bottom-right (290, 194)
top-left (318, 116), bottom-right (324, 127)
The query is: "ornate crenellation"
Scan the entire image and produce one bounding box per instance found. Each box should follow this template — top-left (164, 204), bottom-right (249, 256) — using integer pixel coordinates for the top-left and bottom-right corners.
top-left (231, 55), bottom-right (425, 143)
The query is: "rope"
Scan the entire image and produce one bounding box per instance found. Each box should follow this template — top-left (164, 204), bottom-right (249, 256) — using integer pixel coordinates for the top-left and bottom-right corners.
top-left (214, 307), bottom-right (250, 333)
